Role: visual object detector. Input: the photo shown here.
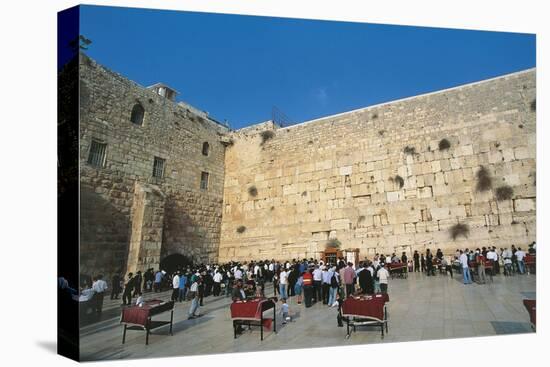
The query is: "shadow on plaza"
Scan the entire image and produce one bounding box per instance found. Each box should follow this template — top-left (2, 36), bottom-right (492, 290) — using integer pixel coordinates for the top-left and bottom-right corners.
top-left (35, 340), bottom-right (57, 354)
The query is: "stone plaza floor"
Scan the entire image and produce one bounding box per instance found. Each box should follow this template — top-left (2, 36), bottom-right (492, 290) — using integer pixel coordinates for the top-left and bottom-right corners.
top-left (79, 271), bottom-right (536, 361)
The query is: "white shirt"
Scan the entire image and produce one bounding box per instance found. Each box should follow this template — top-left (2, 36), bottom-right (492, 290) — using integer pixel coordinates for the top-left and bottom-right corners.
top-left (254, 265), bottom-right (260, 275)
top-left (516, 250), bottom-right (526, 261)
top-left (486, 251), bottom-right (497, 261)
top-left (92, 279), bottom-right (108, 293)
top-left (234, 269), bottom-right (243, 280)
top-left (313, 268), bottom-right (323, 281)
top-left (269, 263), bottom-right (274, 271)
top-left (78, 288), bottom-right (95, 302)
top-left (378, 268), bottom-right (389, 283)
top-left (213, 272), bottom-right (223, 283)
top-left (172, 275), bottom-right (180, 289)
top-left (190, 282), bottom-right (199, 292)
top-left (459, 253), bottom-right (469, 268)
top-left (279, 270), bottom-right (288, 285)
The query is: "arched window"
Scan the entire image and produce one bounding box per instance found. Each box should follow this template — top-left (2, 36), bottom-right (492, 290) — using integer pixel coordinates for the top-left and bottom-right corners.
top-left (202, 142), bottom-right (210, 156)
top-left (130, 103), bottom-right (145, 125)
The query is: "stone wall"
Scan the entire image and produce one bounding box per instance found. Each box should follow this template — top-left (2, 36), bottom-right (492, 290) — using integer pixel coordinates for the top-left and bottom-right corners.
top-left (219, 69), bottom-right (536, 262)
top-left (79, 54), bottom-right (228, 278)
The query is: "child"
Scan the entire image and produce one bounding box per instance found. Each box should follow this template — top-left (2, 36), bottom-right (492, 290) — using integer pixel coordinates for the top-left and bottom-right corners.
top-left (281, 298), bottom-right (291, 324)
top-left (504, 256), bottom-right (513, 276)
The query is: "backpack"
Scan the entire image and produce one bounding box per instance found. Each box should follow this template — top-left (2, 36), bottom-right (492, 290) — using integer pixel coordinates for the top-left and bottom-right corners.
top-left (330, 273), bottom-right (338, 288)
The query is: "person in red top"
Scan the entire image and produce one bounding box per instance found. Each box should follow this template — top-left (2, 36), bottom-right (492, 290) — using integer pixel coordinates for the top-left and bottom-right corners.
top-left (302, 269), bottom-right (314, 308)
top-left (343, 262), bottom-right (356, 297)
top-left (476, 249), bottom-right (487, 284)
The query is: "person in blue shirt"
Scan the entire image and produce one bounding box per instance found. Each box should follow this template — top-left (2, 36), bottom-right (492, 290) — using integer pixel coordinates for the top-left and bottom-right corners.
top-left (154, 270), bottom-right (163, 293)
top-left (178, 272), bottom-right (188, 302)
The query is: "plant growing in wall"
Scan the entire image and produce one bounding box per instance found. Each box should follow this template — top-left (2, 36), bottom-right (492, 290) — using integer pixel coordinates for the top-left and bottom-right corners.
top-left (248, 185), bottom-right (258, 197)
top-left (393, 175), bottom-right (405, 189)
top-left (495, 185), bottom-right (513, 201)
top-left (450, 223), bottom-right (470, 240)
top-left (476, 166), bottom-right (492, 192)
top-left (403, 146), bottom-right (416, 155)
top-left (531, 99), bottom-right (536, 112)
top-left (259, 130), bottom-right (275, 145)
top-left (236, 225), bottom-right (246, 234)
top-left (326, 238), bottom-right (341, 248)
top-left (438, 138), bottom-right (451, 151)
top-left (372, 112), bottom-right (379, 120)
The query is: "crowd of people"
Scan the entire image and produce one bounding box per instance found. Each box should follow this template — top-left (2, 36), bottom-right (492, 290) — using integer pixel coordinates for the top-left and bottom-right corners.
top-left (70, 241), bottom-right (535, 321)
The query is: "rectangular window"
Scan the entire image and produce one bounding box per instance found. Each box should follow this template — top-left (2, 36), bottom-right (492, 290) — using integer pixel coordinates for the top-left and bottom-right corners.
top-left (200, 171), bottom-right (209, 190)
top-left (153, 157), bottom-right (165, 178)
top-left (87, 140), bottom-right (106, 168)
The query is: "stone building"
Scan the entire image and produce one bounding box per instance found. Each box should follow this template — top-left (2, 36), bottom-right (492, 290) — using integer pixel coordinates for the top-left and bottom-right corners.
top-left (78, 53), bottom-right (536, 276)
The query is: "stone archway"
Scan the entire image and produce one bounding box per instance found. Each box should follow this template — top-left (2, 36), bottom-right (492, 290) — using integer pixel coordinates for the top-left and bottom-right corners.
top-left (159, 253), bottom-right (193, 275)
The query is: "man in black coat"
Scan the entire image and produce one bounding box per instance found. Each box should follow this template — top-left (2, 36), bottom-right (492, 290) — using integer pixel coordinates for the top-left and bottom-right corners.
top-left (122, 273), bottom-right (135, 306)
top-left (358, 262), bottom-right (374, 294)
top-left (110, 272), bottom-right (121, 300)
top-left (413, 251), bottom-right (420, 272)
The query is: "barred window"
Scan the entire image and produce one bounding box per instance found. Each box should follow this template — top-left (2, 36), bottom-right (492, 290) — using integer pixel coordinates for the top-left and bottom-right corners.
top-left (153, 157), bottom-right (165, 178)
top-left (200, 171), bottom-right (209, 190)
top-left (202, 142), bottom-right (210, 156)
top-left (87, 140), bottom-right (107, 168)
top-left (130, 103), bottom-right (145, 125)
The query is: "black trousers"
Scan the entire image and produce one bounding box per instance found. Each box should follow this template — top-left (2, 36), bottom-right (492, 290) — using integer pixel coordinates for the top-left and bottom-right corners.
top-left (122, 290), bottom-right (132, 305)
top-left (345, 283), bottom-right (354, 297)
top-left (94, 292), bottom-right (105, 314)
top-left (380, 283), bottom-right (388, 293)
top-left (171, 288), bottom-right (179, 301)
top-left (303, 286), bottom-right (313, 307)
top-left (213, 282), bottom-right (221, 296)
top-left (414, 261), bottom-right (420, 272)
top-left (322, 283), bottom-right (330, 304)
top-left (313, 281), bottom-right (322, 302)
top-left (110, 287), bottom-right (120, 299)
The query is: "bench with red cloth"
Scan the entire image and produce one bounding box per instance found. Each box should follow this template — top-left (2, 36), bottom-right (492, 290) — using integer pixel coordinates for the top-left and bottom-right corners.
top-left (524, 255), bottom-right (536, 274)
top-left (468, 260), bottom-right (494, 282)
top-left (120, 300), bottom-right (174, 345)
top-left (340, 293), bottom-right (390, 339)
top-left (523, 299), bottom-right (536, 330)
top-left (230, 297), bottom-right (277, 341)
top-left (388, 263), bottom-right (408, 279)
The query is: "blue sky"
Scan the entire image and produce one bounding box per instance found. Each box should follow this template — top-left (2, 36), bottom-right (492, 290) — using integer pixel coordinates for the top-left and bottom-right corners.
top-left (78, 5), bottom-right (535, 129)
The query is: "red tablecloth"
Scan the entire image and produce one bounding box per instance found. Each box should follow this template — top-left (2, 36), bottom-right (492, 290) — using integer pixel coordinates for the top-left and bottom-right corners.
top-left (524, 255), bottom-right (536, 266)
top-left (342, 294), bottom-right (389, 320)
top-left (388, 263), bottom-right (406, 270)
top-left (523, 299), bottom-right (536, 327)
top-left (230, 299), bottom-right (267, 320)
top-left (121, 300), bottom-right (164, 326)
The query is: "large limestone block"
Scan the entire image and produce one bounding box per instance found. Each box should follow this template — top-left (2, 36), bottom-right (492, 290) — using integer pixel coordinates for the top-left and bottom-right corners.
top-left (431, 207), bottom-right (452, 221)
top-left (514, 198), bottom-right (536, 212)
top-left (387, 191), bottom-right (401, 202)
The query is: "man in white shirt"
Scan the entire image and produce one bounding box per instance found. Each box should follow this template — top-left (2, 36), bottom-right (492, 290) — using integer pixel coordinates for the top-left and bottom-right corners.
top-left (279, 269), bottom-right (288, 298)
top-left (172, 272), bottom-right (180, 301)
top-left (234, 267), bottom-right (243, 280)
top-left (486, 248), bottom-right (497, 275)
top-left (188, 278), bottom-right (201, 319)
top-left (377, 266), bottom-right (390, 293)
top-left (515, 247), bottom-right (526, 274)
top-left (213, 270), bottom-right (223, 296)
top-left (459, 250), bottom-right (472, 284)
top-left (91, 275), bottom-right (108, 314)
top-left (312, 265), bottom-right (323, 302)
